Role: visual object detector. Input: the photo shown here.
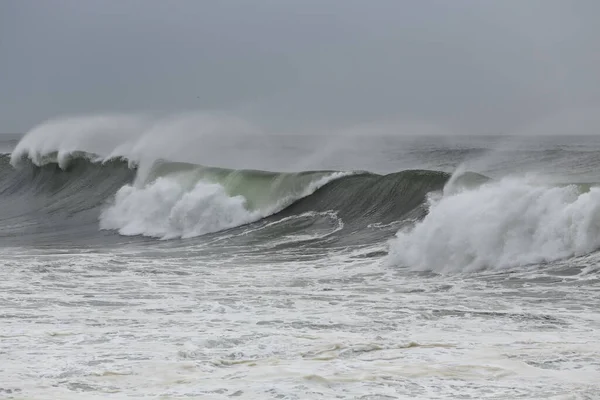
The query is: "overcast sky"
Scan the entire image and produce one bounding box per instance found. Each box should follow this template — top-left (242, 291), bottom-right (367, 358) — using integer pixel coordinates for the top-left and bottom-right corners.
top-left (1, 0), bottom-right (599, 135)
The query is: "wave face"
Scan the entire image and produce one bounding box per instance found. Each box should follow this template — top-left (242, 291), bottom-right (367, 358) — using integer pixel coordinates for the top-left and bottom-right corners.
top-left (278, 170), bottom-right (449, 226)
top-left (388, 176), bottom-right (600, 272)
top-left (0, 154), bottom-right (134, 243)
top-left (2, 146), bottom-right (451, 244)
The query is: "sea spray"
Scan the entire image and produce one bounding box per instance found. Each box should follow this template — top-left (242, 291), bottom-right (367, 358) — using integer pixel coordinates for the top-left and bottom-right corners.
top-left (388, 176), bottom-right (600, 272)
top-left (100, 178), bottom-right (257, 239)
top-left (10, 113), bottom-right (258, 170)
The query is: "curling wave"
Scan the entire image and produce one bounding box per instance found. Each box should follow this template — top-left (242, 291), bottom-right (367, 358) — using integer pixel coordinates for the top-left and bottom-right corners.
top-left (1, 150), bottom-right (453, 242)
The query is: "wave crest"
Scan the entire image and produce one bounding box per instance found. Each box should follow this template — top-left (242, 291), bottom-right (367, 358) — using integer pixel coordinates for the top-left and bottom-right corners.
top-left (9, 113), bottom-right (259, 170)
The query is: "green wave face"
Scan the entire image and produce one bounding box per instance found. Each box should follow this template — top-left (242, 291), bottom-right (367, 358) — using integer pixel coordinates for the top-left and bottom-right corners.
top-left (142, 159), bottom-right (339, 212)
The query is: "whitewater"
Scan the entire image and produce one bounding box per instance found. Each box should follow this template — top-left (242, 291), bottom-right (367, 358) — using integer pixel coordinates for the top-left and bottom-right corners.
top-left (1, 115), bottom-right (599, 399)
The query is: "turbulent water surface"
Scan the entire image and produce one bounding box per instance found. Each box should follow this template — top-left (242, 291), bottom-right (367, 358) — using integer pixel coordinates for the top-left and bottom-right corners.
top-left (1, 122), bottom-right (600, 399)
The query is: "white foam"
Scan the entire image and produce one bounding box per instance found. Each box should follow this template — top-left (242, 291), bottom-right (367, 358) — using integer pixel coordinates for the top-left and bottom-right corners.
top-left (388, 177), bottom-right (600, 272)
top-left (99, 177), bottom-right (259, 239)
top-left (100, 172), bottom-right (349, 239)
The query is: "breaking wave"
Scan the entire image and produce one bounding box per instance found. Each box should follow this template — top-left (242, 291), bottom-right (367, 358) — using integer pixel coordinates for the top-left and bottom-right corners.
top-left (388, 175), bottom-right (600, 272)
top-left (99, 160), bottom-right (349, 239)
top-left (2, 152), bottom-right (349, 240)
top-left (7, 145), bottom-right (600, 271)
top-left (2, 148), bottom-right (450, 241)
top-left (7, 114), bottom-right (600, 271)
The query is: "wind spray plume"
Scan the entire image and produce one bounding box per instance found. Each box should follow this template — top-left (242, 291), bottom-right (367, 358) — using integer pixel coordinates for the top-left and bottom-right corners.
top-left (10, 112), bottom-right (262, 172)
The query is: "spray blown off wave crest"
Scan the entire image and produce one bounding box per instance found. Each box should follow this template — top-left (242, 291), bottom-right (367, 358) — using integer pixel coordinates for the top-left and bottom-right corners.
top-left (388, 177), bottom-right (600, 272)
top-left (10, 113), bottom-right (259, 169)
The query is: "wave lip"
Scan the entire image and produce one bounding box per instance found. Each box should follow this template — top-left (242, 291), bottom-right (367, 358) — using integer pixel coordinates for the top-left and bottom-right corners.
top-left (388, 176), bottom-right (600, 273)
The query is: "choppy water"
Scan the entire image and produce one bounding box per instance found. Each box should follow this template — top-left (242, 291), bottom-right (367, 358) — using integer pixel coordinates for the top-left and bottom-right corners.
top-left (1, 118), bottom-right (600, 399)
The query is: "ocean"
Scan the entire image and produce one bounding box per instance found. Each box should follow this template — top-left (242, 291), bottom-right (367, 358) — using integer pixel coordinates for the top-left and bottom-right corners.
top-left (1, 117), bottom-right (599, 399)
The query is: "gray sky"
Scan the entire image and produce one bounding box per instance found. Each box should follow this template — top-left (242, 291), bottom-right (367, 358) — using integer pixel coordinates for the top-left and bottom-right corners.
top-left (1, 0), bottom-right (599, 135)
